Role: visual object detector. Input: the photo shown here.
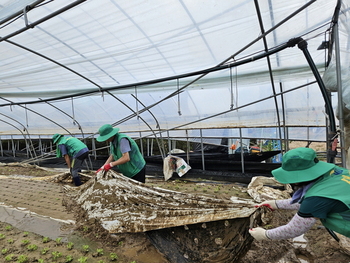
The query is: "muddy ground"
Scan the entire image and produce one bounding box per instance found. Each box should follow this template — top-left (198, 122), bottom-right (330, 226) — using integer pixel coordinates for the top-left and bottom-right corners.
top-left (0, 164), bottom-right (350, 263)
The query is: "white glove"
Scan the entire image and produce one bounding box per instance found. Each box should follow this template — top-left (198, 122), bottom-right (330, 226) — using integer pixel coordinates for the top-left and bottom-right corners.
top-left (255, 200), bottom-right (278, 211)
top-left (249, 227), bottom-right (269, 241)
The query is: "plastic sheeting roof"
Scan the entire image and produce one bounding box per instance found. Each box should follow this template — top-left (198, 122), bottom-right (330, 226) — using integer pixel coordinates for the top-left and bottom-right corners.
top-left (0, 0), bottom-right (348, 142)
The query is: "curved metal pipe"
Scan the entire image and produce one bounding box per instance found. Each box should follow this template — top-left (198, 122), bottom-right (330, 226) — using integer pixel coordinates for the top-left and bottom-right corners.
top-left (0, 97), bottom-right (71, 135)
top-left (106, 91), bottom-right (166, 159)
top-left (0, 119), bottom-right (30, 158)
top-left (0, 0), bottom-right (87, 42)
top-left (297, 39), bottom-right (336, 162)
top-left (40, 99), bottom-right (85, 138)
top-left (0, 112), bottom-right (37, 158)
top-left (0, 0), bottom-right (45, 26)
top-left (130, 94), bottom-right (166, 159)
top-left (0, 0), bottom-right (319, 108)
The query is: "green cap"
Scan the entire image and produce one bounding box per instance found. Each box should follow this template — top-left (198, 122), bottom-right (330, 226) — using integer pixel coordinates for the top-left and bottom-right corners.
top-left (52, 133), bottom-right (63, 144)
top-left (272, 147), bottom-right (335, 184)
top-left (96, 124), bottom-right (120, 142)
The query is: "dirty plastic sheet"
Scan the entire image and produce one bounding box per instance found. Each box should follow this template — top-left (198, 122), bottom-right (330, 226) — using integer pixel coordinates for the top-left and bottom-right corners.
top-left (64, 170), bottom-right (256, 233)
top-left (247, 176), bottom-right (293, 203)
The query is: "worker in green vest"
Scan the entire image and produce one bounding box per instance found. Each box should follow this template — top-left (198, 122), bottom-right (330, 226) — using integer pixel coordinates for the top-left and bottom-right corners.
top-left (249, 147), bottom-right (350, 240)
top-left (52, 134), bottom-right (89, 186)
top-left (96, 124), bottom-right (146, 183)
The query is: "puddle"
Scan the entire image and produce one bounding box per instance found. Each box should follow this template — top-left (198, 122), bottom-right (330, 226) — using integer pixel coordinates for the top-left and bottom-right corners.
top-left (0, 204), bottom-right (104, 250)
top-left (0, 205), bottom-right (75, 241)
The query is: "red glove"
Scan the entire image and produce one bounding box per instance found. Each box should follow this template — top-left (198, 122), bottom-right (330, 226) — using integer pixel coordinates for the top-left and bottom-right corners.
top-left (103, 163), bottom-right (113, 171)
top-left (254, 200), bottom-right (277, 211)
top-left (96, 167), bottom-right (103, 174)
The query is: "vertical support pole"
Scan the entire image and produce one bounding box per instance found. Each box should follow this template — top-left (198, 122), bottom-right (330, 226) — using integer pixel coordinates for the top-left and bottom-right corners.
top-left (39, 135), bottom-right (43, 155)
top-left (186, 130), bottom-right (190, 165)
top-left (239, 128), bottom-right (245, 173)
top-left (167, 130), bottom-right (171, 155)
top-left (11, 135), bottom-right (15, 157)
top-left (0, 136), bottom-right (2, 156)
top-left (200, 129), bottom-right (205, 171)
top-left (150, 138), bottom-right (154, 156)
top-left (334, 21), bottom-right (346, 168)
top-left (0, 137), bottom-right (4, 156)
top-left (139, 131), bottom-right (144, 156)
top-left (26, 137), bottom-right (30, 158)
top-left (146, 138), bottom-right (150, 156)
top-left (91, 135), bottom-right (96, 159)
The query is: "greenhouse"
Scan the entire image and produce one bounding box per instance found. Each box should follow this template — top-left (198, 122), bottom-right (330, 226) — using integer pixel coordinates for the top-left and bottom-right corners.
top-left (2, 1), bottom-right (350, 263)
top-left (0, 0), bottom-right (349, 168)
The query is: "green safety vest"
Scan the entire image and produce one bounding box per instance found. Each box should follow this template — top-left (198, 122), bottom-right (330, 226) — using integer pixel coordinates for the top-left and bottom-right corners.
top-left (303, 167), bottom-right (350, 237)
top-left (56, 137), bottom-right (87, 158)
top-left (110, 133), bottom-right (146, 178)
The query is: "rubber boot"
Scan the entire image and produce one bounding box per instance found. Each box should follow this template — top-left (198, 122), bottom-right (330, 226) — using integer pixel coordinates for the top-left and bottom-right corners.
top-left (72, 176), bottom-right (82, 186)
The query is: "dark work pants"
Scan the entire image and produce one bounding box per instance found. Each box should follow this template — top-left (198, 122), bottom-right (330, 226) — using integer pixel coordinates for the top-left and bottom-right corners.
top-left (71, 152), bottom-right (89, 186)
top-left (131, 165), bottom-right (146, 183)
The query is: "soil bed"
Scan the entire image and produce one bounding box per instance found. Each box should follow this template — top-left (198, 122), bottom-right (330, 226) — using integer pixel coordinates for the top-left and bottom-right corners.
top-left (0, 164), bottom-right (350, 262)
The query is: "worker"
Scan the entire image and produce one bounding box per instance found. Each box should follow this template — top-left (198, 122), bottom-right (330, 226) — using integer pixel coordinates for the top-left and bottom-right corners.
top-left (96, 124), bottom-right (146, 183)
top-left (52, 134), bottom-right (89, 186)
top-left (249, 147), bottom-right (350, 240)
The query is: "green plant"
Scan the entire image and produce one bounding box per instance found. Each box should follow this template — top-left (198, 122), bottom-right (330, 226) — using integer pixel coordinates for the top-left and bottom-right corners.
top-left (42, 236), bottom-right (50, 243)
top-left (27, 244), bottom-right (38, 251)
top-left (17, 255), bottom-right (28, 263)
top-left (214, 186), bottom-right (220, 193)
top-left (82, 244), bottom-right (90, 253)
top-left (41, 247), bottom-right (50, 255)
top-left (23, 231), bottom-right (29, 237)
top-left (0, 233), bottom-right (5, 239)
top-left (110, 252), bottom-right (118, 261)
top-left (21, 239), bottom-right (30, 245)
top-left (1, 248), bottom-right (8, 255)
top-left (130, 261), bottom-right (137, 263)
top-left (118, 241), bottom-right (123, 246)
top-left (78, 257), bottom-right (88, 263)
top-left (52, 251), bottom-right (62, 260)
top-left (37, 259), bottom-right (44, 263)
top-left (66, 242), bottom-right (74, 250)
top-left (5, 254), bottom-right (14, 261)
top-left (82, 226), bottom-right (89, 232)
top-left (95, 248), bottom-right (103, 255)
top-left (65, 255), bottom-right (73, 262)
top-left (55, 237), bottom-right (62, 245)
top-left (5, 225), bottom-right (12, 231)
top-left (97, 261), bottom-right (106, 263)
top-left (7, 238), bottom-right (14, 244)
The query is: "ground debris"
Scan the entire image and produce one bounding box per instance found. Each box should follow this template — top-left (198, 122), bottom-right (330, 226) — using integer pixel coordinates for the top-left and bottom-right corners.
top-left (63, 170), bottom-right (258, 233)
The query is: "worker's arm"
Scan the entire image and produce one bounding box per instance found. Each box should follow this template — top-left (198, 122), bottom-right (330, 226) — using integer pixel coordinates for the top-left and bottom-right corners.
top-left (110, 151), bottom-right (130, 166)
top-left (104, 154), bottom-right (114, 166)
top-left (249, 213), bottom-right (316, 240)
top-left (64, 154), bottom-right (71, 169)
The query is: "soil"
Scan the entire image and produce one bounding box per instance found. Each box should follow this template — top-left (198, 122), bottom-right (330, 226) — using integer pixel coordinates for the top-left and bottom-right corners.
top-left (0, 162), bottom-right (350, 263)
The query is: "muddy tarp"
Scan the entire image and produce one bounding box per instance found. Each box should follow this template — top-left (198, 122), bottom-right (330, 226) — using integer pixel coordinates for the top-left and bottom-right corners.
top-left (63, 170), bottom-right (257, 233)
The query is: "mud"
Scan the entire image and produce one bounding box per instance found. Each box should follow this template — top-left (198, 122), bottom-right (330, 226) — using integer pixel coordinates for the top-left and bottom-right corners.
top-left (0, 164), bottom-right (350, 262)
